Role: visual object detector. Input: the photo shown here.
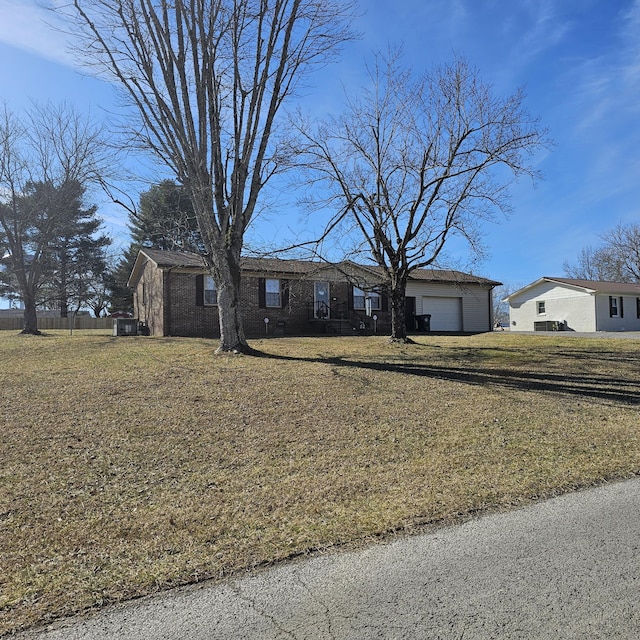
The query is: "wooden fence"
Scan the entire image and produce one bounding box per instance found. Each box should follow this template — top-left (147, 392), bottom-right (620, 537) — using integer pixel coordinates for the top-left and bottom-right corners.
top-left (0, 316), bottom-right (115, 331)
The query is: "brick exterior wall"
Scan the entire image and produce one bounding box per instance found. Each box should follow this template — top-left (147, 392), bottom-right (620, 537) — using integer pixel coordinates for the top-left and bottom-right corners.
top-left (136, 266), bottom-right (392, 338)
top-left (166, 272), bottom-right (220, 338)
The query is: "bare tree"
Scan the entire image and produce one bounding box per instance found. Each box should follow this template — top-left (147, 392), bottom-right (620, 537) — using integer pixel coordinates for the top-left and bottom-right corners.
top-left (295, 54), bottom-right (549, 341)
top-left (59, 0), bottom-right (356, 353)
top-left (601, 223), bottom-right (640, 282)
top-left (562, 245), bottom-right (622, 281)
top-left (493, 283), bottom-right (523, 328)
top-left (563, 223), bottom-right (640, 283)
top-left (0, 103), bottom-right (108, 334)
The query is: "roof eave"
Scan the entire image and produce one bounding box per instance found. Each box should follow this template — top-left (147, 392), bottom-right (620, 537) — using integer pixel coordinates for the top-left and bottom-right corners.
top-left (127, 249), bottom-right (157, 289)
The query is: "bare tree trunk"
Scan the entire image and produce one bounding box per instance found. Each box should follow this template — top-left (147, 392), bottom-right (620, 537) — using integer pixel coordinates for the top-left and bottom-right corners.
top-left (13, 268), bottom-right (41, 335)
top-left (21, 294), bottom-right (40, 335)
top-left (59, 261), bottom-right (69, 318)
top-left (213, 252), bottom-right (250, 353)
top-left (389, 274), bottom-right (408, 342)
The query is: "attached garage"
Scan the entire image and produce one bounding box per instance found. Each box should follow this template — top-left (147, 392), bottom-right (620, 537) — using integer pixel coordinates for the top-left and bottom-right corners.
top-left (422, 296), bottom-right (463, 331)
top-left (406, 270), bottom-right (500, 333)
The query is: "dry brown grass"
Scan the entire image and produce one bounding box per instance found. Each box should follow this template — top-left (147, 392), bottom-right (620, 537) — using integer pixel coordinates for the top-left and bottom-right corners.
top-left (2, 331), bottom-right (640, 635)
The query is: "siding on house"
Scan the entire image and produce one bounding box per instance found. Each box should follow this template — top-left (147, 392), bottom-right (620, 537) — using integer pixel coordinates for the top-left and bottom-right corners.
top-left (406, 281), bottom-right (495, 332)
top-left (168, 270), bottom-right (219, 337)
top-left (507, 277), bottom-right (640, 332)
top-left (594, 293), bottom-right (640, 331)
top-left (508, 282), bottom-right (597, 332)
top-left (132, 258), bottom-right (167, 336)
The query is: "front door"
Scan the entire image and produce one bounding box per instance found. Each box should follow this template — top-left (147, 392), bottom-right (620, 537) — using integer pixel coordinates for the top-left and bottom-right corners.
top-left (314, 282), bottom-right (330, 319)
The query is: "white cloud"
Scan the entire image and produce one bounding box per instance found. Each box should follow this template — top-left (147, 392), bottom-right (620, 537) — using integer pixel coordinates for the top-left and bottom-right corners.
top-left (519, 0), bottom-right (571, 59)
top-left (621, 0), bottom-right (640, 84)
top-left (492, 0), bottom-right (572, 80)
top-left (558, 0), bottom-right (640, 200)
top-left (0, 0), bottom-right (76, 67)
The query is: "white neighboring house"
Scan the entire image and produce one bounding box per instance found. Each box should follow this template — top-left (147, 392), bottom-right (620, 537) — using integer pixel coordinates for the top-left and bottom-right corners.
top-left (505, 277), bottom-right (640, 332)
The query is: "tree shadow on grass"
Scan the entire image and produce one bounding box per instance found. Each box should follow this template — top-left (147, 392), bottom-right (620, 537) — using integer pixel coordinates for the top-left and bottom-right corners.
top-left (256, 351), bottom-right (640, 406)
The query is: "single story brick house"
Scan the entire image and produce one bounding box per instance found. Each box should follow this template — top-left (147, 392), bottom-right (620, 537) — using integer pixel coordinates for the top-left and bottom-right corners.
top-left (128, 248), bottom-right (500, 337)
top-left (505, 277), bottom-right (640, 332)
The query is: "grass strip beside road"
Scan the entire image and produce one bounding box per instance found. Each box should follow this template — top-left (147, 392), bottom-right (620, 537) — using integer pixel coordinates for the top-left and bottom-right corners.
top-left (1, 331), bottom-right (640, 634)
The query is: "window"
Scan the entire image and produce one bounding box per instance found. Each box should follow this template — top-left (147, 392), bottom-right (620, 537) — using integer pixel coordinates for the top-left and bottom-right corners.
top-left (537, 301), bottom-right (546, 315)
top-left (637, 297), bottom-right (640, 319)
top-left (204, 276), bottom-right (217, 306)
top-left (196, 274), bottom-right (217, 307)
top-left (609, 296), bottom-right (618, 317)
top-left (353, 287), bottom-right (381, 312)
top-left (265, 278), bottom-right (281, 308)
top-left (353, 287), bottom-right (365, 310)
top-left (258, 278), bottom-right (288, 309)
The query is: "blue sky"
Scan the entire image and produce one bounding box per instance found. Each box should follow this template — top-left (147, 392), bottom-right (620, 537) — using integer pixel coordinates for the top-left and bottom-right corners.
top-left (0, 0), bottom-right (639, 289)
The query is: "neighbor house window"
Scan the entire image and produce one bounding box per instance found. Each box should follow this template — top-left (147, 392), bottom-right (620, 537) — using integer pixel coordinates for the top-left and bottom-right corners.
top-left (609, 296), bottom-right (619, 317)
top-left (353, 287), bottom-right (381, 311)
top-left (265, 278), bottom-right (281, 308)
top-left (204, 275), bottom-right (217, 306)
top-left (537, 301), bottom-right (546, 315)
top-left (637, 297), bottom-right (640, 319)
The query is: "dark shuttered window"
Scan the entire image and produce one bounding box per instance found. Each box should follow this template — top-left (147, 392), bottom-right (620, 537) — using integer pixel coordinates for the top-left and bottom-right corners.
top-left (609, 296), bottom-right (618, 317)
top-left (259, 278), bottom-right (287, 308)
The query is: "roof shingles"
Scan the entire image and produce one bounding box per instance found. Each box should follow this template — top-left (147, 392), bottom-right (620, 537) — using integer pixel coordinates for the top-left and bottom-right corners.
top-left (137, 248), bottom-right (500, 286)
top-left (544, 277), bottom-right (640, 295)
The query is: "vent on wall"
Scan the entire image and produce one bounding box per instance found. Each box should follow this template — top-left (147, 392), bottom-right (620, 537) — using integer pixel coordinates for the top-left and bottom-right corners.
top-left (534, 320), bottom-right (564, 331)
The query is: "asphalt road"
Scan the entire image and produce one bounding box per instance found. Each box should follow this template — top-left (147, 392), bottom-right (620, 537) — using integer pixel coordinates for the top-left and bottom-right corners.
top-left (18, 477), bottom-right (640, 639)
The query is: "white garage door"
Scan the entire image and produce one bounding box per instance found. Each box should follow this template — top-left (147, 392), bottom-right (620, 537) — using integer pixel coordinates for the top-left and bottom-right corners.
top-left (422, 296), bottom-right (462, 331)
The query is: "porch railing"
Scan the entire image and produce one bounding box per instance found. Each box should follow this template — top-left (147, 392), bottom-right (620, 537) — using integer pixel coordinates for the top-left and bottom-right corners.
top-left (307, 301), bottom-right (377, 334)
top-left (308, 300), bottom-right (349, 321)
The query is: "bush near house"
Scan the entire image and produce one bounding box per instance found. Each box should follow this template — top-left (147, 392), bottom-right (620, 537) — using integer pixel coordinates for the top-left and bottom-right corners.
top-left (1, 331), bottom-right (640, 634)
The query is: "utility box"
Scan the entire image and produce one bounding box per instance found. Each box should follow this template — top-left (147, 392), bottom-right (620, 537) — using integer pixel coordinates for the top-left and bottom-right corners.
top-left (534, 320), bottom-right (563, 331)
top-left (113, 318), bottom-right (138, 336)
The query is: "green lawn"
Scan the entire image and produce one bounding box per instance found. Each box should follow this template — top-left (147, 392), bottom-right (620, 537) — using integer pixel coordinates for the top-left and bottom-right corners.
top-left (1, 331), bottom-right (639, 635)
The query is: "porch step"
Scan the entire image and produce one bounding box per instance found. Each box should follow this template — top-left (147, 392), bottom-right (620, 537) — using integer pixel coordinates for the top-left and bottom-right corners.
top-left (309, 318), bottom-right (354, 335)
top-left (327, 319), bottom-right (354, 335)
